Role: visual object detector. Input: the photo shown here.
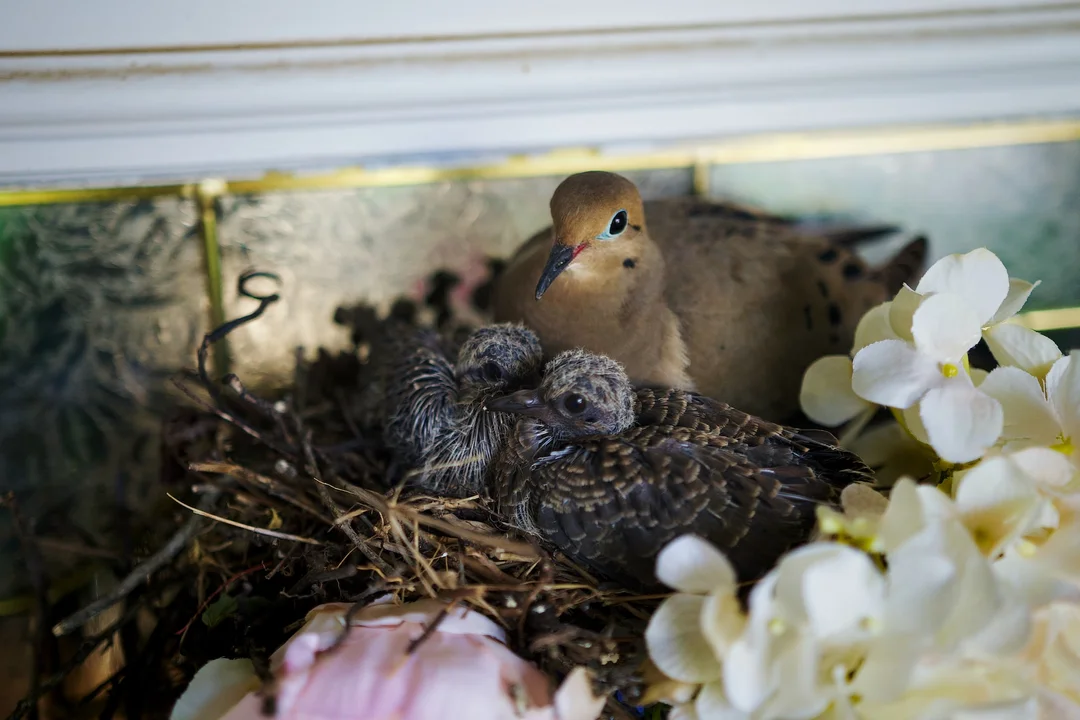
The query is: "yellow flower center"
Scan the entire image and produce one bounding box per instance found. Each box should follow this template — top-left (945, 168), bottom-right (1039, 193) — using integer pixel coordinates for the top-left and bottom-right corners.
top-left (1016, 539), bottom-right (1038, 558)
top-left (941, 362), bottom-right (959, 378)
top-left (1051, 437), bottom-right (1075, 455)
top-left (768, 618), bottom-right (786, 636)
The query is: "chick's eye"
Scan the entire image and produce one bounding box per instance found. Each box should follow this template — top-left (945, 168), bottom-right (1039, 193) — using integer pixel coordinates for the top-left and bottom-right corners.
top-left (562, 393), bottom-right (587, 415)
top-left (608, 210), bottom-right (628, 237)
top-left (481, 361), bottom-right (506, 381)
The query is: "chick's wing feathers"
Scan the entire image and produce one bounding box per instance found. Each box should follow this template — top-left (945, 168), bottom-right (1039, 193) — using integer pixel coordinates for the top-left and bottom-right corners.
top-left (531, 430), bottom-right (830, 586)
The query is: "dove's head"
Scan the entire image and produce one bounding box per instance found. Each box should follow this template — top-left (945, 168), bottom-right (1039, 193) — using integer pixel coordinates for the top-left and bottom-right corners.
top-left (456, 323), bottom-right (543, 391)
top-left (486, 349), bottom-right (636, 438)
top-left (534, 171), bottom-right (649, 301)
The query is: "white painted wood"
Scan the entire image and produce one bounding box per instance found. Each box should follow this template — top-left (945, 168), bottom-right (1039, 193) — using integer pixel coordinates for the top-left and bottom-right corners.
top-left (2, 1), bottom-right (1080, 184)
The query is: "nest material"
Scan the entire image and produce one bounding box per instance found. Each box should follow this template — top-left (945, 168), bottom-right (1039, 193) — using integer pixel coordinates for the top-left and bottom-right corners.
top-left (9, 271), bottom-right (659, 720)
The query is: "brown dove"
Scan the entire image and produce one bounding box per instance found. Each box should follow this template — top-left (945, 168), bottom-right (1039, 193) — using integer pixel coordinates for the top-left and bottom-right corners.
top-left (486, 349), bottom-right (872, 590)
top-left (491, 171), bottom-right (926, 421)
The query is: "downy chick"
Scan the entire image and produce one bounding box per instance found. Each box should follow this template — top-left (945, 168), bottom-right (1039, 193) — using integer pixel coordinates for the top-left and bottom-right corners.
top-left (487, 349), bottom-right (873, 589)
top-left (380, 323), bottom-right (543, 497)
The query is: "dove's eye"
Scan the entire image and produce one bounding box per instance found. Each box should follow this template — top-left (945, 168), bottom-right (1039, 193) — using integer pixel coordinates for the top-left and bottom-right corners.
top-left (598, 210), bottom-right (628, 240)
top-left (562, 393), bottom-right (588, 415)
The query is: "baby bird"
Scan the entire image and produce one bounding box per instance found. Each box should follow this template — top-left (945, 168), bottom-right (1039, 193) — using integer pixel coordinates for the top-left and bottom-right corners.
top-left (492, 170), bottom-right (927, 421)
top-left (377, 322), bottom-right (543, 497)
top-left (486, 350), bottom-right (872, 589)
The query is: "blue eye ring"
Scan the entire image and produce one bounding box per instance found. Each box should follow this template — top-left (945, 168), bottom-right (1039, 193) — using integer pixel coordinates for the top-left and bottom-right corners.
top-left (596, 209), bottom-right (629, 240)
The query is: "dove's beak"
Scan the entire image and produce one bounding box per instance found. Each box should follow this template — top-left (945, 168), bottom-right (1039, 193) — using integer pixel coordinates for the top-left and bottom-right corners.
top-left (535, 242), bottom-right (579, 300)
top-left (485, 389), bottom-right (547, 416)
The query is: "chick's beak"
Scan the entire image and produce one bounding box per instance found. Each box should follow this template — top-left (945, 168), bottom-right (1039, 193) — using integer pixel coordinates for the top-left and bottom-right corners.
top-left (535, 242), bottom-right (577, 300)
top-left (485, 389), bottom-right (547, 416)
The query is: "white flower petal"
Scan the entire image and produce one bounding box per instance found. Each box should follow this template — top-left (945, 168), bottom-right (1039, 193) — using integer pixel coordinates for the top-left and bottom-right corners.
top-left (984, 323), bottom-right (1062, 377)
top-left (888, 286), bottom-right (922, 342)
top-left (952, 697), bottom-right (1040, 720)
top-left (701, 590), bottom-right (746, 658)
top-left (170, 658), bottom-right (259, 720)
top-left (1049, 351), bottom-right (1080, 442)
top-left (695, 681), bottom-right (748, 720)
top-left (919, 382), bottom-right (1003, 463)
top-left (851, 633), bottom-right (922, 703)
top-left (883, 544), bottom-right (956, 636)
top-left (902, 403), bottom-right (931, 443)
top-left (962, 587), bottom-right (1032, 656)
top-left (848, 422), bottom-right (908, 466)
top-left (1044, 355), bottom-right (1072, 406)
top-left (995, 548), bottom-right (1080, 608)
top-left (852, 340), bottom-right (940, 409)
top-left (911, 292), bottom-right (983, 363)
top-left (840, 483), bottom-right (890, 519)
top-left (855, 301), bottom-right (900, 351)
top-left (799, 355), bottom-right (869, 426)
top-left (877, 478), bottom-right (927, 552)
top-left (780, 544), bottom-right (885, 640)
top-left (954, 455), bottom-right (1041, 555)
top-left (552, 667), bottom-right (608, 720)
top-left (669, 703), bottom-right (702, 720)
top-left (646, 595), bottom-right (723, 683)
top-left (1009, 446), bottom-right (1076, 488)
top-left (979, 367), bottom-right (1060, 446)
top-left (990, 278), bottom-right (1040, 324)
top-left (915, 248), bottom-right (1010, 325)
top-left (656, 535), bottom-right (738, 594)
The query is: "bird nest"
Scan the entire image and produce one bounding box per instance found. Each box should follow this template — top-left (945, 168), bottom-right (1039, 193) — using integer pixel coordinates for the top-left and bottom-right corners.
top-left (13, 271), bottom-right (658, 720)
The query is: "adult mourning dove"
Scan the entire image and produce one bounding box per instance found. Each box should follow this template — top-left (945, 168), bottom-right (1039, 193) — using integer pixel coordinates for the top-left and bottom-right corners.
top-left (491, 171), bottom-right (927, 421)
top-left (486, 350), bottom-right (872, 590)
top-left (372, 322), bottom-right (543, 497)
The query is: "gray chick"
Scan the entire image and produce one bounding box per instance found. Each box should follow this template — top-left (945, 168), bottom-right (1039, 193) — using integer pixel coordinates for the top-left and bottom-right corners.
top-left (378, 322), bottom-right (544, 497)
top-left (486, 349), bottom-right (872, 589)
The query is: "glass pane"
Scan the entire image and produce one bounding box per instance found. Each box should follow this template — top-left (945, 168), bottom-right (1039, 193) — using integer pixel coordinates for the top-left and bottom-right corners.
top-left (0, 199), bottom-right (205, 596)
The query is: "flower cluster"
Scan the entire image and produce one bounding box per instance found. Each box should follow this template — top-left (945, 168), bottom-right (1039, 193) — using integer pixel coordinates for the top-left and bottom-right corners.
top-left (801, 248), bottom-right (1061, 463)
top-left (646, 248), bottom-right (1080, 719)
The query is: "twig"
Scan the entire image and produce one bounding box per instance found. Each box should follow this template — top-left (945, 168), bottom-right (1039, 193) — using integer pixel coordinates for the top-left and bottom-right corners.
top-left (51, 489), bottom-right (220, 637)
top-left (406, 603), bottom-right (453, 654)
top-left (331, 480), bottom-right (539, 558)
top-left (301, 430), bottom-right (393, 574)
top-left (166, 494), bottom-right (323, 546)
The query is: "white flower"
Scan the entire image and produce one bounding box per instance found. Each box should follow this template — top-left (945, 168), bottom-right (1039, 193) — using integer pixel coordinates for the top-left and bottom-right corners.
top-left (852, 292), bottom-right (1003, 463)
top-left (981, 353), bottom-right (1080, 467)
top-left (645, 535), bottom-right (748, 720)
top-left (877, 479), bottom-right (1029, 656)
top-left (953, 447), bottom-right (1075, 558)
top-left (721, 530), bottom-right (1006, 719)
top-left (914, 248), bottom-right (1059, 376)
top-left (1019, 601), bottom-right (1080, 712)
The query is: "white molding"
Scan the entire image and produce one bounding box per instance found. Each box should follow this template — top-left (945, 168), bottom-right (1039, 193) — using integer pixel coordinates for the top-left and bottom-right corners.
top-left (3, 1), bottom-right (1080, 185)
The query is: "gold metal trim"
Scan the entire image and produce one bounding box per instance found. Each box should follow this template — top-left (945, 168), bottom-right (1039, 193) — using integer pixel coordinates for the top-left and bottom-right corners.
top-left (1, 119), bottom-right (1080, 332)
top-left (3, 118), bottom-right (1080, 207)
top-left (1014, 307), bottom-right (1080, 333)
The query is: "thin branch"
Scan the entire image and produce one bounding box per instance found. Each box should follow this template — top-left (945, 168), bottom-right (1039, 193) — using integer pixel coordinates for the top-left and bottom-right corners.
top-left (51, 489), bottom-right (219, 637)
top-left (166, 494), bottom-right (323, 546)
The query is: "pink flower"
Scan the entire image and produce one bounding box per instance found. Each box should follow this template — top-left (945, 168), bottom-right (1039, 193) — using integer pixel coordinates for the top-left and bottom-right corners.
top-left (171, 599), bottom-right (606, 720)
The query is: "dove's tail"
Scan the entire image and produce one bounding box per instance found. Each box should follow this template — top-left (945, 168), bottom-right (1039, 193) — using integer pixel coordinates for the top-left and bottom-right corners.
top-left (870, 235), bottom-right (929, 295)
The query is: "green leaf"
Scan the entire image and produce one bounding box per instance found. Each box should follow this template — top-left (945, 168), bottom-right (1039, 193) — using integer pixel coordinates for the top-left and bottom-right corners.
top-left (201, 594), bottom-right (239, 628)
